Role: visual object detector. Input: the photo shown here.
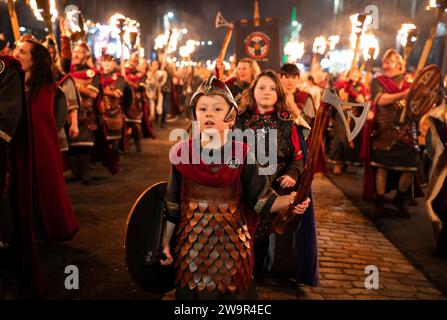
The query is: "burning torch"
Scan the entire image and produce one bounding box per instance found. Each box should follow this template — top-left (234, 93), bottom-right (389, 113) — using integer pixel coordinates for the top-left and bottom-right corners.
top-left (311, 36), bottom-right (326, 78)
top-left (349, 13), bottom-right (372, 71)
top-left (360, 33), bottom-right (379, 85)
top-left (110, 13), bottom-right (128, 76)
top-left (417, 0), bottom-right (447, 71)
top-left (397, 24), bottom-right (418, 71)
top-left (28, 0), bottom-right (58, 38)
top-left (5, 0), bottom-right (20, 42)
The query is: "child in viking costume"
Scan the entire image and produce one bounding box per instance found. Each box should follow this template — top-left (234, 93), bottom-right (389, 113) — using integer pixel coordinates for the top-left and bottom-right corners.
top-left (159, 75), bottom-right (310, 299)
top-left (234, 70), bottom-right (318, 286)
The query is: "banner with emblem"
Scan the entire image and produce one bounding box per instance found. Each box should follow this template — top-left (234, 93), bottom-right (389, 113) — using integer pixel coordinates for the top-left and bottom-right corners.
top-left (234, 18), bottom-right (281, 70)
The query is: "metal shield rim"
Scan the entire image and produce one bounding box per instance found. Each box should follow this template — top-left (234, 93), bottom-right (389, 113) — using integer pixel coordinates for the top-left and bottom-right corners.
top-left (123, 181), bottom-right (176, 294)
top-left (408, 64), bottom-right (442, 118)
top-left (122, 181), bottom-right (168, 249)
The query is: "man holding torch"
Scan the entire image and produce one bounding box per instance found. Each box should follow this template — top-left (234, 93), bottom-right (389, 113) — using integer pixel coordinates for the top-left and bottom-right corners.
top-left (366, 49), bottom-right (417, 219)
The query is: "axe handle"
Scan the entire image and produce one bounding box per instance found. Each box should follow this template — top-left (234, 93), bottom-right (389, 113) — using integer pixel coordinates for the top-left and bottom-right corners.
top-left (399, 102), bottom-right (408, 124)
top-left (216, 26), bottom-right (233, 79)
top-left (270, 104), bottom-right (330, 235)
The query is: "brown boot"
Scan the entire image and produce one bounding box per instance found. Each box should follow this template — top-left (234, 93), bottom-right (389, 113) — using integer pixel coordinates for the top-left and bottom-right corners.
top-left (393, 191), bottom-right (411, 219)
top-left (67, 155), bottom-right (81, 182)
top-left (372, 194), bottom-right (385, 218)
top-left (79, 153), bottom-right (92, 186)
top-left (333, 164), bottom-right (342, 175)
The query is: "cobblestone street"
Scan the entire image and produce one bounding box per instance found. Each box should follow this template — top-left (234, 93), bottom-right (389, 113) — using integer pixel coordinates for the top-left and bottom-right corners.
top-left (257, 177), bottom-right (445, 300)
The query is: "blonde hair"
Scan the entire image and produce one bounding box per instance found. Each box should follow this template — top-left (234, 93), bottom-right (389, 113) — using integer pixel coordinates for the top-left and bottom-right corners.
top-left (382, 49), bottom-right (403, 72)
top-left (237, 57), bottom-right (261, 81)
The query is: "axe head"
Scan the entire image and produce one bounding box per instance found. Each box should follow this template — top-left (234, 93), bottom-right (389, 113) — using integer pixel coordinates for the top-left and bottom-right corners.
top-left (322, 89), bottom-right (370, 142)
top-left (215, 11), bottom-right (233, 29)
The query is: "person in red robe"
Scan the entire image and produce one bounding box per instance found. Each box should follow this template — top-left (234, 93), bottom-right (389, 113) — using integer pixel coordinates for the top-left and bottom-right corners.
top-left (13, 37), bottom-right (79, 241)
top-left (0, 55), bottom-right (47, 298)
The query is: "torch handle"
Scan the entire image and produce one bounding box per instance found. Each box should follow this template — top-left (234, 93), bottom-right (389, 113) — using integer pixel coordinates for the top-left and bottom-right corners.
top-left (416, 7), bottom-right (444, 72)
top-left (403, 46), bottom-right (410, 73)
top-left (310, 53), bottom-right (320, 81)
top-left (399, 103), bottom-right (408, 124)
top-left (350, 33), bottom-right (362, 72)
top-left (121, 35), bottom-right (127, 77)
top-left (7, 0), bottom-right (20, 42)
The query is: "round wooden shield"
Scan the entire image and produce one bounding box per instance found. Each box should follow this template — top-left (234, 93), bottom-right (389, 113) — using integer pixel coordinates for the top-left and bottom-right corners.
top-left (407, 65), bottom-right (442, 120)
top-left (123, 181), bottom-right (176, 294)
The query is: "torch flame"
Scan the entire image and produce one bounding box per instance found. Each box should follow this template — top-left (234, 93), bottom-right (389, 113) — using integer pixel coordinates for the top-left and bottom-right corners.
top-left (167, 28), bottom-right (180, 53)
top-left (179, 39), bottom-right (197, 58)
top-left (109, 13), bottom-right (140, 49)
top-left (66, 7), bottom-right (82, 33)
top-left (328, 35), bottom-right (340, 51)
top-left (349, 13), bottom-right (373, 50)
top-left (350, 13), bottom-right (372, 34)
top-left (284, 40), bottom-right (305, 61)
top-left (397, 23), bottom-right (417, 47)
top-left (124, 19), bottom-right (140, 48)
top-left (154, 33), bottom-right (169, 50)
top-left (362, 32), bottom-right (379, 60)
top-left (28, 0), bottom-right (58, 23)
top-left (427, 0), bottom-right (447, 11)
top-left (313, 36), bottom-right (326, 55)
top-left (110, 13), bottom-right (127, 29)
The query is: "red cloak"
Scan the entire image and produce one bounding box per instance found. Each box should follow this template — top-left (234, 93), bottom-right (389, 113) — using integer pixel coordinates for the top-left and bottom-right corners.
top-left (1, 55), bottom-right (47, 297)
top-left (30, 84), bottom-right (79, 241)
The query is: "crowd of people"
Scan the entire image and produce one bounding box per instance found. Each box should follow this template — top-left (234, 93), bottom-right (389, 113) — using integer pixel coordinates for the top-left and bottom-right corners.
top-left (1, 21), bottom-right (446, 299)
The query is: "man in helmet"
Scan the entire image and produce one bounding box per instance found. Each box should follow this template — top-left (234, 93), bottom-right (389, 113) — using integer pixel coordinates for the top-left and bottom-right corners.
top-left (157, 75), bottom-right (310, 299)
top-left (69, 42), bottom-right (102, 184)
